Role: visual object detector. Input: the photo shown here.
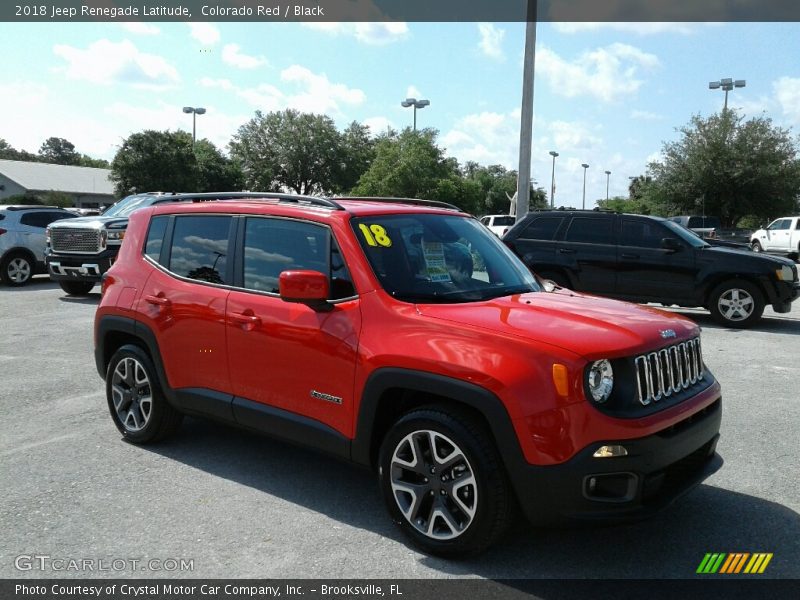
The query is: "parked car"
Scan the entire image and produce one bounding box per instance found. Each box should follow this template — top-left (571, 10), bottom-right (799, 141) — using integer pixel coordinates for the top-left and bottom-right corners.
top-left (45, 191), bottom-right (267, 296)
top-left (750, 216), bottom-right (800, 260)
top-left (503, 209), bottom-right (799, 328)
top-left (668, 215), bottom-right (753, 244)
top-left (479, 214), bottom-right (516, 237)
top-left (96, 194), bottom-right (722, 556)
top-left (0, 205), bottom-right (77, 286)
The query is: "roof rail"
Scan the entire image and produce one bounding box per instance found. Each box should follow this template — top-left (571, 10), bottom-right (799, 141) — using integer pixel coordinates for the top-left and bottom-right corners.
top-left (338, 196), bottom-right (463, 212)
top-left (156, 191), bottom-right (344, 211)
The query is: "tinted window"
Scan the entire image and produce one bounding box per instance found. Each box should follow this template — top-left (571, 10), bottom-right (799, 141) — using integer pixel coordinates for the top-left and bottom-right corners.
top-left (21, 211), bottom-right (74, 228)
top-left (494, 216), bottom-right (516, 226)
top-left (519, 216), bottom-right (563, 240)
top-left (144, 216), bottom-right (168, 262)
top-left (169, 216), bottom-right (232, 285)
top-left (564, 217), bottom-right (614, 244)
top-left (687, 216), bottom-right (720, 229)
top-left (620, 219), bottom-right (671, 248)
top-left (243, 218), bottom-right (328, 294)
top-left (768, 219), bottom-right (790, 230)
top-left (330, 238), bottom-right (355, 299)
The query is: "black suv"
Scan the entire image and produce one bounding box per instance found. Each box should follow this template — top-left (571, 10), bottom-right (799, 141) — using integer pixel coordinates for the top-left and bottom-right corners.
top-left (45, 192), bottom-right (260, 295)
top-left (503, 210), bottom-right (800, 328)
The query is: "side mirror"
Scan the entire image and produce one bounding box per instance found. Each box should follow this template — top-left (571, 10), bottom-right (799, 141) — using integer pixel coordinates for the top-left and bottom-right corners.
top-left (279, 270), bottom-right (332, 311)
top-left (661, 237), bottom-right (682, 252)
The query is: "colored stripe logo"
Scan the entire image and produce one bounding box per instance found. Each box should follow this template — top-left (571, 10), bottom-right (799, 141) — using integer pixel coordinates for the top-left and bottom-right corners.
top-left (697, 553), bottom-right (773, 574)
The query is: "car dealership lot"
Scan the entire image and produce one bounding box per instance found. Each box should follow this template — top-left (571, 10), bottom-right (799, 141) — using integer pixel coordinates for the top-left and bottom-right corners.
top-left (1, 277), bottom-right (799, 579)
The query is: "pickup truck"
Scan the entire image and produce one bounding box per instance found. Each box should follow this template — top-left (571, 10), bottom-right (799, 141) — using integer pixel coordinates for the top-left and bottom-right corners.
top-left (750, 216), bottom-right (800, 260)
top-left (668, 216), bottom-right (753, 244)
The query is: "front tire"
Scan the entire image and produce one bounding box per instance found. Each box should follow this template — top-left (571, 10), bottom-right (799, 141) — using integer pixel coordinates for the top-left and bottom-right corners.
top-left (59, 280), bottom-right (95, 296)
top-left (708, 280), bottom-right (764, 328)
top-left (106, 344), bottom-right (182, 443)
top-left (1, 252), bottom-right (34, 286)
top-left (751, 240), bottom-right (763, 253)
top-left (378, 407), bottom-right (513, 557)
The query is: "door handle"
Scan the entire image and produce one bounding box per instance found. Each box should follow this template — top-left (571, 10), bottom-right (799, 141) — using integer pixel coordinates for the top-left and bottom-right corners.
top-left (621, 253), bottom-right (640, 259)
top-left (558, 248), bottom-right (575, 254)
top-left (229, 311), bottom-right (261, 329)
top-left (144, 294), bottom-right (171, 307)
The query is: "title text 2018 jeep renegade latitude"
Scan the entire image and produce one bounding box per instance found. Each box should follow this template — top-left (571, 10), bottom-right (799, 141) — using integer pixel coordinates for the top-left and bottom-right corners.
top-left (95, 195), bottom-right (723, 556)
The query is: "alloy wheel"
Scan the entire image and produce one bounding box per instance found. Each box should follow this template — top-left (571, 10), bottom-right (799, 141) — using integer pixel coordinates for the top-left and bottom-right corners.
top-left (389, 429), bottom-right (478, 540)
top-left (718, 288), bottom-right (755, 322)
top-left (111, 357), bottom-right (153, 432)
top-left (7, 258), bottom-right (31, 283)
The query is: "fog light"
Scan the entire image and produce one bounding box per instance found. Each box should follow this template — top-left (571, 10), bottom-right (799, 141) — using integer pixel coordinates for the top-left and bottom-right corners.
top-left (593, 445), bottom-right (628, 458)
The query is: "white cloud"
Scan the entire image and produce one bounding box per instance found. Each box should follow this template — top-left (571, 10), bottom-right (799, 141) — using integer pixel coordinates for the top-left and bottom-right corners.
top-left (200, 66), bottom-right (365, 115)
top-left (301, 22), bottom-right (408, 45)
top-left (120, 22), bottom-right (160, 35)
top-left (53, 39), bottom-right (179, 90)
top-left (537, 43), bottom-right (660, 103)
top-left (188, 23), bottom-right (220, 45)
top-left (549, 120), bottom-right (601, 151)
top-left (630, 110), bottom-right (664, 121)
top-left (553, 22), bottom-right (701, 36)
top-left (362, 116), bottom-right (395, 136)
top-left (442, 110), bottom-right (523, 167)
top-left (405, 85), bottom-right (423, 99)
top-left (478, 23), bottom-right (505, 60)
top-left (774, 77), bottom-right (800, 125)
top-left (221, 44), bottom-right (267, 69)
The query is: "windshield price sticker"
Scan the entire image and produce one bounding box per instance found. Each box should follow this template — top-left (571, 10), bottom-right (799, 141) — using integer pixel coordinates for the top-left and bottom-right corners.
top-left (422, 241), bottom-right (451, 282)
top-left (359, 224), bottom-right (392, 247)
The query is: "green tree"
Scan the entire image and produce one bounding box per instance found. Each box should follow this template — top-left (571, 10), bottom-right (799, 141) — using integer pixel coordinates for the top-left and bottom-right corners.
top-left (230, 109), bottom-right (350, 194)
top-left (646, 110), bottom-right (800, 226)
top-left (39, 137), bottom-right (80, 165)
top-left (110, 130), bottom-right (198, 197)
top-left (336, 121), bottom-right (375, 192)
top-left (78, 155), bottom-right (111, 168)
top-left (0, 138), bottom-right (38, 162)
top-left (193, 139), bottom-right (244, 192)
top-left (351, 128), bottom-right (479, 212)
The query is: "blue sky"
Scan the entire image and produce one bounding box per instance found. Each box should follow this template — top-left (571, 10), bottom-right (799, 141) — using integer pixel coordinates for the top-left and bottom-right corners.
top-left (1, 21), bottom-right (799, 208)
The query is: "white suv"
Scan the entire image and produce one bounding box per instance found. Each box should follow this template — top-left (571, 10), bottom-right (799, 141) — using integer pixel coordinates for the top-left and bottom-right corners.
top-left (479, 214), bottom-right (516, 237)
top-left (0, 205), bottom-right (77, 286)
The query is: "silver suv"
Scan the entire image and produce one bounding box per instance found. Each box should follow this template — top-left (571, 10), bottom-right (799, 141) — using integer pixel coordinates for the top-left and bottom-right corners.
top-left (0, 205), bottom-right (77, 286)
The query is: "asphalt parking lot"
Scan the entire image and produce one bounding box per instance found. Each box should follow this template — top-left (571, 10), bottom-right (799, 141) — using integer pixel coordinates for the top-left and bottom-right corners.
top-left (1, 276), bottom-right (799, 580)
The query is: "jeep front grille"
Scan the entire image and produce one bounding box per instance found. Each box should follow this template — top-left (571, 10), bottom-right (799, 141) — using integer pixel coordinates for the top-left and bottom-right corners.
top-left (635, 338), bottom-right (704, 405)
top-left (50, 229), bottom-right (102, 253)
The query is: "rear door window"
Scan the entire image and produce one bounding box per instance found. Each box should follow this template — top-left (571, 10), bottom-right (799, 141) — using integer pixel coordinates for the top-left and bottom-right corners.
top-left (564, 217), bottom-right (615, 244)
top-left (168, 215), bottom-right (233, 285)
top-left (518, 216), bottom-right (564, 240)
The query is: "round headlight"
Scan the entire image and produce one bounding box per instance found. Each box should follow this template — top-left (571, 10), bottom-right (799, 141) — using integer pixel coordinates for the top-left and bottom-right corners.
top-left (587, 359), bottom-right (614, 403)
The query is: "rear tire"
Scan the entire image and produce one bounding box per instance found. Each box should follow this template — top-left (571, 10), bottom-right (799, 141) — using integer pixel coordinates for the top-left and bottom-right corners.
top-left (59, 280), bottom-right (95, 296)
top-left (1, 252), bottom-right (34, 286)
top-left (708, 280), bottom-right (764, 328)
top-left (378, 406), bottom-right (513, 557)
top-left (106, 344), bottom-right (183, 443)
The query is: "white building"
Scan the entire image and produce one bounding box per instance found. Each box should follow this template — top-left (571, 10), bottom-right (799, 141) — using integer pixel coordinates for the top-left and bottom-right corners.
top-left (0, 159), bottom-right (115, 209)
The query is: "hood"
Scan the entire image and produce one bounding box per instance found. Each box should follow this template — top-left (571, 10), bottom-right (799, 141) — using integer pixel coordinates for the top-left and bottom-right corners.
top-left (48, 215), bottom-right (128, 230)
top-left (701, 244), bottom-right (795, 267)
top-left (416, 291), bottom-right (698, 359)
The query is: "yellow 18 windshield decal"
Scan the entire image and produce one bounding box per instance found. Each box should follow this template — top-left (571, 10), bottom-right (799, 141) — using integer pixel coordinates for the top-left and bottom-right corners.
top-left (358, 224), bottom-right (392, 247)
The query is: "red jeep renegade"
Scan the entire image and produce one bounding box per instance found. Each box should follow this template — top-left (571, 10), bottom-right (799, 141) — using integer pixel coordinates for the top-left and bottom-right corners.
top-left (95, 194), bottom-right (723, 556)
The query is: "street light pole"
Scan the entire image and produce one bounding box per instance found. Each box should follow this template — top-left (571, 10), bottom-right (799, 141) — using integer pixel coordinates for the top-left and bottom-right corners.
top-left (708, 78), bottom-right (745, 112)
top-left (182, 106), bottom-right (207, 145)
top-left (581, 163), bottom-right (589, 209)
top-left (604, 170), bottom-right (611, 201)
top-left (549, 151), bottom-right (558, 208)
top-left (401, 98), bottom-right (430, 131)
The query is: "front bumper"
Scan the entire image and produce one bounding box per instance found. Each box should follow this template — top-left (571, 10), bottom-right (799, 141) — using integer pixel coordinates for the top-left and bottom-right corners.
top-left (514, 398), bottom-right (722, 525)
top-left (770, 280), bottom-right (800, 313)
top-left (46, 250), bottom-right (116, 283)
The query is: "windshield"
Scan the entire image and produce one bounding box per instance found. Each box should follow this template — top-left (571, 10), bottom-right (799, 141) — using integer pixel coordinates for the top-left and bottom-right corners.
top-left (352, 213), bottom-right (539, 303)
top-left (663, 220), bottom-right (708, 248)
top-left (687, 216), bottom-right (721, 229)
top-left (102, 195), bottom-right (156, 218)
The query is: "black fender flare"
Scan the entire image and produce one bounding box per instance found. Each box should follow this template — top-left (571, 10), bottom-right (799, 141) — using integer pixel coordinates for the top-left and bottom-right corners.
top-left (351, 368), bottom-right (528, 476)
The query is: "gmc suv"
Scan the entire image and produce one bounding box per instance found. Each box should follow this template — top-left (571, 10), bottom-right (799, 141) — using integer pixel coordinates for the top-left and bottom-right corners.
top-left (503, 210), bottom-right (799, 328)
top-left (95, 195), bottom-right (723, 556)
top-left (45, 192), bottom-right (263, 296)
